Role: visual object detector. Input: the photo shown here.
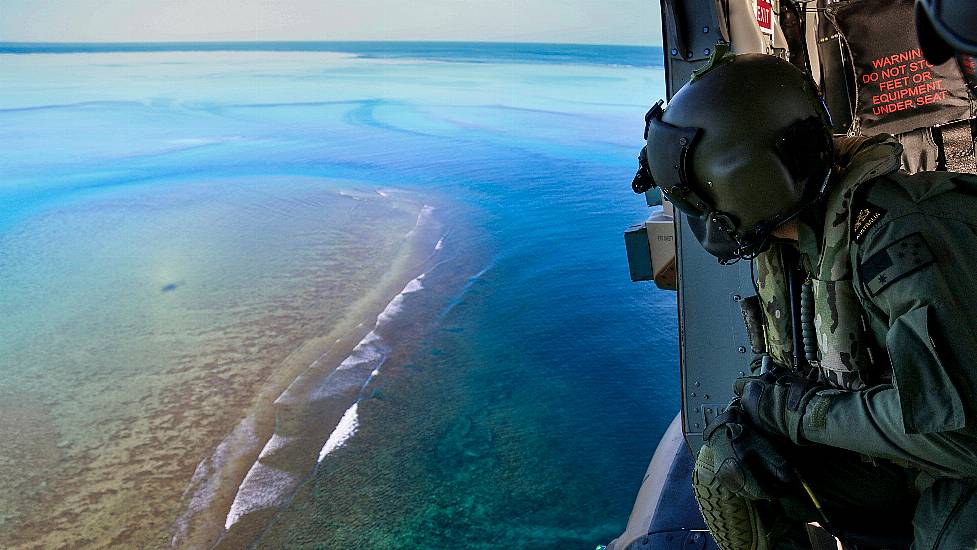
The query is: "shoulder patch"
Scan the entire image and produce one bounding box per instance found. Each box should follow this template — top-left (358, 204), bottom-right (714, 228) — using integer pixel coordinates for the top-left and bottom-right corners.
top-left (859, 233), bottom-right (935, 296)
top-left (851, 200), bottom-right (887, 243)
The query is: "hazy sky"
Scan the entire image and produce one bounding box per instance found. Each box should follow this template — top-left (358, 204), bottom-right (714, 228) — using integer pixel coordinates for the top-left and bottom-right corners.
top-left (0, 0), bottom-right (662, 45)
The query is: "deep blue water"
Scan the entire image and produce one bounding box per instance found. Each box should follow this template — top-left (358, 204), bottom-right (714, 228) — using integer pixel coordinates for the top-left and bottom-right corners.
top-left (0, 41), bottom-right (664, 68)
top-left (0, 43), bottom-right (677, 547)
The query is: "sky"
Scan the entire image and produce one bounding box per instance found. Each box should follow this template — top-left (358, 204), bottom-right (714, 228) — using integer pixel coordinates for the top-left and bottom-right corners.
top-left (0, 0), bottom-right (662, 45)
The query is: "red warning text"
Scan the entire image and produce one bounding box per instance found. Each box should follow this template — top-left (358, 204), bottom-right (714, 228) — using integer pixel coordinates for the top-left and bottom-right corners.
top-left (861, 48), bottom-right (948, 116)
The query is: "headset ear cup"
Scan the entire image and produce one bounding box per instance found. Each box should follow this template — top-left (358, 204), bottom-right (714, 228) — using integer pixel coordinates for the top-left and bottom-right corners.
top-left (687, 214), bottom-right (742, 263)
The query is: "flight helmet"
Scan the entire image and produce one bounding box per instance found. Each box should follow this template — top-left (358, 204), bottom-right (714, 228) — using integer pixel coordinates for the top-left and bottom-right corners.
top-left (916, 0), bottom-right (977, 94)
top-left (636, 53), bottom-right (834, 263)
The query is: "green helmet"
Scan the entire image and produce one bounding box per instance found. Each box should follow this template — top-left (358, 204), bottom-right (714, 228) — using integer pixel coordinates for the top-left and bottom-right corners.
top-left (638, 53), bottom-right (834, 263)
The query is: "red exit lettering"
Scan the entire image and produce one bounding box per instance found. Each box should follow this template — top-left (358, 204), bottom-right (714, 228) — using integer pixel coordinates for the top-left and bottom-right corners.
top-left (755, 0), bottom-right (773, 32)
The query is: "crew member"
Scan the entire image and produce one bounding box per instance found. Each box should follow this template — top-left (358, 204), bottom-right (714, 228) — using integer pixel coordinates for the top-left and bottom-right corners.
top-left (637, 53), bottom-right (977, 548)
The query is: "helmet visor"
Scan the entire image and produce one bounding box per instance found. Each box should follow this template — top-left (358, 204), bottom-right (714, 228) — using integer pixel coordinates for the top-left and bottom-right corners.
top-left (644, 109), bottom-right (709, 219)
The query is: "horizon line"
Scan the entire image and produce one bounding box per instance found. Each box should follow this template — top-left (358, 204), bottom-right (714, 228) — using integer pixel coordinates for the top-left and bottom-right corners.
top-left (0, 39), bottom-right (661, 48)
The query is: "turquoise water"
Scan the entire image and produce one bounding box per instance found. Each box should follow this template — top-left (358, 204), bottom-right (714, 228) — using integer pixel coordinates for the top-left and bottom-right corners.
top-left (0, 43), bottom-right (677, 548)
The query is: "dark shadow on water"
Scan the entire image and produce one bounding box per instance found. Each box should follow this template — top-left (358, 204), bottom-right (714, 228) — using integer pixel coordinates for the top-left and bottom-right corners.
top-left (161, 281), bottom-right (185, 293)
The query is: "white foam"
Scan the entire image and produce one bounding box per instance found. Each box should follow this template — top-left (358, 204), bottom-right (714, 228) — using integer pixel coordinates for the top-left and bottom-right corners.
top-left (361, 330), bottom-right (382, 346)
top-left (376, 189), bottom-right (389, 198)
top-left (312, 272), bottom-right (425, 401)
top-left (223, 462), bottom-right (297, 530)
top-left (338, 190), bottom-right (364, 201)
top-left (170, 415), bottom-right (258, 547)
top-left (471, 264), bottom-right (492, 281)
top-left (405, 205), bottom-right (435, 240)
top-left (435, 236), bottom-right (445, 250)
top-left (275, 354), bottom-right (326, 405)
top-left (377, 273), bottom-right (425, 325)
top-left (227, 268), bottom-right (428, 527)
top-left (214, 264), bottom-right (430, 536)
top-left (336, 337), bottom-right (384, 371)
top-left (365, 367), bottom-right (382, 386)
top-left (258, 434), bottom-right (290, 458)
top-left (318, 402), bottom-right (359, 462)
top-left (223, 434), bottom-right (298, 530)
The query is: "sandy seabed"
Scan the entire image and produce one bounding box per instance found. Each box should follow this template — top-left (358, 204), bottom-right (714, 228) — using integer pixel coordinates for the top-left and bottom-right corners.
top-left (0, 178), bottom-right (441, 549)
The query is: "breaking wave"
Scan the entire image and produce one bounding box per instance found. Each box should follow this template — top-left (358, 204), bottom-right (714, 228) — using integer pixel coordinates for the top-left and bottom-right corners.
top-left (170, 415), bottom-right (258, 547)
top-left (405, 205), bottom-right (435, 240)
top-left (378, 273), bottom-right (425, 325)
top-left (218, 208), bottom-right (435, 533)
top-left (318, 403), bottom-right (360, 462)
top-left (224, 434), bottom-right (295, 529)
top-left (223, 474), bottom-right (295, 530)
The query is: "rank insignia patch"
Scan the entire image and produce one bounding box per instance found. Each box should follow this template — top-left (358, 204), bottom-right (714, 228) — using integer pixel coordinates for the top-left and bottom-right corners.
top-left (859, 233), bottom-right (935, 296)
top-left (852, 201), bottom-right (887, 243)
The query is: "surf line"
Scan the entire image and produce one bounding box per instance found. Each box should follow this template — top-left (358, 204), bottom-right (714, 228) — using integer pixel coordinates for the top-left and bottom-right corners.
top-left (313, 271), bottom-right (428, 465)
top-left (222, 269), bottom-right (429, 531)
top-left (222, 204), bottom-right (438, 532)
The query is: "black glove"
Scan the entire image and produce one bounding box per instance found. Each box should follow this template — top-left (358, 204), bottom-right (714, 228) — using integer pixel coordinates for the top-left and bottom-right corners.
top-left (702, 399), bottom-right (797, 500)
top-left (734, 365), bottom-right (822, 444)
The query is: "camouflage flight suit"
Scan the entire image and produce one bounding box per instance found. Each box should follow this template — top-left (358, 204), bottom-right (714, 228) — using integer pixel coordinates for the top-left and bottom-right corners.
top-left (726, 134), bottom-right (977, 548)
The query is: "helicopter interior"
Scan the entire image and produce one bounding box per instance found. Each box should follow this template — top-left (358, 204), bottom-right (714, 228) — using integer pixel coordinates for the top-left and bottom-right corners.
top-left (613, 1), bottom-right (976, 549)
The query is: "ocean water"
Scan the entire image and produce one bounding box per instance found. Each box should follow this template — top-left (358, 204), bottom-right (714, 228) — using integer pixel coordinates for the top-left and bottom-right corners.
top-left (0, 41), bottom-right (660, 68)
top-left (0, 43), bottom-right (677, 548)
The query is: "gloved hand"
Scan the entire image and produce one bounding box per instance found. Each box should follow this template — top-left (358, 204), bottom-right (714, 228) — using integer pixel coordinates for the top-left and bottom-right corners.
top-left (734, 365), bottom-right (822, 444)
top-left (702, 399), bottom-right (797, 500)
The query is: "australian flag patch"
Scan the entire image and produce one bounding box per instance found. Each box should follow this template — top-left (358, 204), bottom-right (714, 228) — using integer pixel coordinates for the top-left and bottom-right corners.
top-left (859, 232), bottom-right (936, 296)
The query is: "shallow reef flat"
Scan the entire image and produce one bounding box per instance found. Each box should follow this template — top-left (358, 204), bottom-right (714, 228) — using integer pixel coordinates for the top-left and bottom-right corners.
top-left (0, 176), bottom-right (436, 548)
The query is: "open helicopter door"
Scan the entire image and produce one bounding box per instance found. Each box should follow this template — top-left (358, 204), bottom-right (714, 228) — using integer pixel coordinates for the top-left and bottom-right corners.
top-left (610, 3), bottom-right (770, 549)
top-left (612, 1), bottom-right (975, 549)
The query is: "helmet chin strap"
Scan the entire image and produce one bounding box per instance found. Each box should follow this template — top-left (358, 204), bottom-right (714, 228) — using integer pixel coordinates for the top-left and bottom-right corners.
top-left (717, 222), bottom-right (774, 265)
top-left (688, 208), bottom-right (773, 265)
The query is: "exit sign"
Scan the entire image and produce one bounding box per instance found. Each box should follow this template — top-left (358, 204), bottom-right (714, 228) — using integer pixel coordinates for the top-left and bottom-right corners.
top-left (755, 0), bottom-right (774, 35)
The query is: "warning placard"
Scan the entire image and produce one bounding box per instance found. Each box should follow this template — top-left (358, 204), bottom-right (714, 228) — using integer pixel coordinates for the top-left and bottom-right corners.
top-left (755, 0), bottom-right (774, 35)
top-left (861, 48), bottom-right (946, 116)
top-left (831, 0), bottom-right (971, 135)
